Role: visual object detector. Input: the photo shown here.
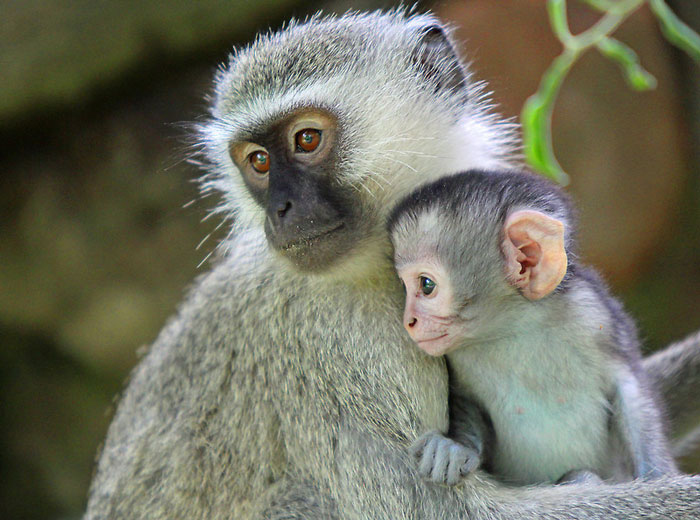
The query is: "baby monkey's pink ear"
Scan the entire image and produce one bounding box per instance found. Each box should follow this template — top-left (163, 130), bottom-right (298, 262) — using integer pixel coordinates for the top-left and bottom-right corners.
top-left (502, 210), bottom-right (567, 301)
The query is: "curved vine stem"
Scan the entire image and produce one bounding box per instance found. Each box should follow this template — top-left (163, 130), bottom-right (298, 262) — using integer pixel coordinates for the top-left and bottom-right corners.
top-left (522, 0), bottom-right (700, 184)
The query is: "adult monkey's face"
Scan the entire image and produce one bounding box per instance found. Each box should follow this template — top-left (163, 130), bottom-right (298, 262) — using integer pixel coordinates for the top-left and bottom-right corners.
top-left (228, 108), bottom-right (359, 271)
top-left (204, 12), bottom-right (514, 274)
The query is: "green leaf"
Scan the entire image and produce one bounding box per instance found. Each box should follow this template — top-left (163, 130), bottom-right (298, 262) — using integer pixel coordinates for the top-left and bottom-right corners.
top-left (522, 94), bottom-right (570, 185)
top-left (596, 37), bottom-right (657, 90)
top-left (581, 0), bottom-right (616, 13)
top-left (548, 0), bottom-right (574, 46)
top-left (649, 0), bottom-right (700, 62)
top-left (521, 50), bottom-right (575, 185)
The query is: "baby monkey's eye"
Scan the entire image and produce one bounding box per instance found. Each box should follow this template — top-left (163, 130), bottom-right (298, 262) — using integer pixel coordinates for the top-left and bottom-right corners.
top-left (249, 150), bottom-right (270, 174)
top-left (419, 276), bottom-right (436, 296)
top-left (295, 129), bottom-right (322, 152)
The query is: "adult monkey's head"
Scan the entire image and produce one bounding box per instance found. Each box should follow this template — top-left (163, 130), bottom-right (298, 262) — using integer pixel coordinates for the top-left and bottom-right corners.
top-left (200, 11), bottom-right (516, 275)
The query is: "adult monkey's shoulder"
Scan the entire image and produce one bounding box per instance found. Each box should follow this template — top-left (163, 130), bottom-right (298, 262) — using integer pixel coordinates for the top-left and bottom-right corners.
top-left (87, 225), bottom-right (449, 518)
top-left (85, 231), bottom-right (286, 517)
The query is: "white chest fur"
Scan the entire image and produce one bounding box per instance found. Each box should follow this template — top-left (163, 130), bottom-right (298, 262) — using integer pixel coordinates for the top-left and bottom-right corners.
top-left (448, 329), bottom-right (614, 484)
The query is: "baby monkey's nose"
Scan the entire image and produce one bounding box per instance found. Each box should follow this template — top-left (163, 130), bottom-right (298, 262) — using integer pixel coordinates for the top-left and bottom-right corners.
top-left (402, 302), bottom-right (419, 335)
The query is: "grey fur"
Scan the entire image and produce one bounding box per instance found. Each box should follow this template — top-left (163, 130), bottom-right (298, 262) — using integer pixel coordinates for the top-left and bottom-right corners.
top-left (557, 469), bottom-right (605, 486)
top-left (85, 10), bottom-right (700, 519)
top-left (390, 169), bottom-right (678, 484)
top-left (644, 330), bottom-right (700, 446)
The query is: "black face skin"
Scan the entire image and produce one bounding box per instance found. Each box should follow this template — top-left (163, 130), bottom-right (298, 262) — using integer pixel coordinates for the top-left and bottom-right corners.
top-left (231, 108), bottom-right (360, 271)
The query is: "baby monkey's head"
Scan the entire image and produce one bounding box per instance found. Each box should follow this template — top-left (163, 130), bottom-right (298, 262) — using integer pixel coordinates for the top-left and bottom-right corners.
top-left (388, 170), bottom-right (575, 356)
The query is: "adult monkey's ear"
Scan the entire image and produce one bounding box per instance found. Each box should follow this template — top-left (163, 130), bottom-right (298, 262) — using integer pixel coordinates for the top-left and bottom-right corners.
top-left (502, 210), bottom-right (568, 301)
top-left (411, 21), bottom-right (468, 98)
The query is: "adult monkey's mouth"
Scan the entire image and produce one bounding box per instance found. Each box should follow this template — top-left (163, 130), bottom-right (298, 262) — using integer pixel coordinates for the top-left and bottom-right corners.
top-left (272, 221), bottom-right (352, 272)
top-left (280, 222), bottom-right (346, 251)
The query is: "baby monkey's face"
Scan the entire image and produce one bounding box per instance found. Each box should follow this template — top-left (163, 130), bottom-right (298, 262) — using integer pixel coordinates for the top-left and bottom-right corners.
top-left (396, 260), bottom-right (465, 356)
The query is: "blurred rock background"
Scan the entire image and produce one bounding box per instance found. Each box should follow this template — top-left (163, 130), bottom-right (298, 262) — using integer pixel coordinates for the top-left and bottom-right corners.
top-left (1, 1), bottom-right (698, 518)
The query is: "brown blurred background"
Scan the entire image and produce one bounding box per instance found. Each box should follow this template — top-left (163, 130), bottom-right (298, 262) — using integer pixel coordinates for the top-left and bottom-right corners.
top-left (1, 1), bottom-right (698, 518)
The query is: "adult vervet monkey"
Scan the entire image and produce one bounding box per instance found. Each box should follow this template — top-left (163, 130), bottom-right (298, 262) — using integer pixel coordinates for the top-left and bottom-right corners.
top-left (85, 11), bottom-right (700, 519)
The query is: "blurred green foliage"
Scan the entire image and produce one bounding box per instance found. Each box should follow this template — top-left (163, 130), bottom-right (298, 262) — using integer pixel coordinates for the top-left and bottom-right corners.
top-left (522, 0), bottom-right (700, 184)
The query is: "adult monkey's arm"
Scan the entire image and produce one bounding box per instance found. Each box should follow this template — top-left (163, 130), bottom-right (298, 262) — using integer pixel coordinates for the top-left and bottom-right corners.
top-left (333, 415), bottom-right (700, 520)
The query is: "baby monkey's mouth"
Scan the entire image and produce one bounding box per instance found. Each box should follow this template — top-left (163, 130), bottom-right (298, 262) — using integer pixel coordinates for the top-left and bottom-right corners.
top-left (416, 333), bottom-right (449, 344)
top-left (413, 331), bottom-right (458, 357)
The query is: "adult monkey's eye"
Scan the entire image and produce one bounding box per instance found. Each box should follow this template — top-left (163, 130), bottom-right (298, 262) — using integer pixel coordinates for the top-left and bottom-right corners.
top-left (419, 276), bottom-right (436, 296)
top-left (249, 150), bottom-right (270, 173)
top-left (295, 129), bottom-right (322, 152)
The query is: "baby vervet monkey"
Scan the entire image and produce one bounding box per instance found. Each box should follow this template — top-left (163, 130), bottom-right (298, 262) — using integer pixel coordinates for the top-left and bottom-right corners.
top-left (387, 169), bottom-right (678, 486)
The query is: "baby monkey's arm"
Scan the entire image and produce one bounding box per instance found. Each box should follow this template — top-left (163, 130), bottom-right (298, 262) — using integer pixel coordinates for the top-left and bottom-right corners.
top-left (410, 393), bottom-right (492, 485)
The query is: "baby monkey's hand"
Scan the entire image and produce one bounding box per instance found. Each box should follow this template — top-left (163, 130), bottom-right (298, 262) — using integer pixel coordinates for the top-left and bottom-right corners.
top-left (410, 430), bottom-right (481, 485)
